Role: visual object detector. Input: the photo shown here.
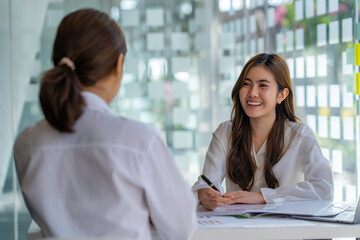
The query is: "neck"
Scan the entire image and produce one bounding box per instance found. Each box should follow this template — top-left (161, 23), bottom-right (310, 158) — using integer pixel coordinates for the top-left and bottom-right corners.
top-left (82, 86), bottom-right (111, 104)
top-left (250, 115), bottom-right (276, 142)
top-left (82, 75), bottom-right (117, 104)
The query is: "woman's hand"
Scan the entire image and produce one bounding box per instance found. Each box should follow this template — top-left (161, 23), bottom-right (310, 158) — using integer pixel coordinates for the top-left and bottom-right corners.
top-left (198, 188), bottom-right (232, 211)
top-left (224, 191), bottom-right (265, 204)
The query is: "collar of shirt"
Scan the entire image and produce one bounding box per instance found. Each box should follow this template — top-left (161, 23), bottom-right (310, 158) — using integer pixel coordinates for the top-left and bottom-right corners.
top-left (251, 140), bottom-right (266, 168)
top-left (81, 91), bottom-right (110, 112)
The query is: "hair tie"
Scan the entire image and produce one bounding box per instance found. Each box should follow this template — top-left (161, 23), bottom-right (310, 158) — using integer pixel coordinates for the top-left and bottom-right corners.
top-left (59, 57), bottom-right (76, 70)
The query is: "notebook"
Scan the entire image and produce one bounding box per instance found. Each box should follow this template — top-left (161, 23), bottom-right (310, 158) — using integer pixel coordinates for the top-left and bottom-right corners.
top-left (292, 199), bottom-right (360, 224)
top-left (197, 200), bottom-right (350, 218)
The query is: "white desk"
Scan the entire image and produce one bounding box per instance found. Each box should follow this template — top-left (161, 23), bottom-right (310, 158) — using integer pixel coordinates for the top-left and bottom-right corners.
top-left (193, 216), bottom-right (360, 239)
top-left (29, 216), bottom-right (360, 240)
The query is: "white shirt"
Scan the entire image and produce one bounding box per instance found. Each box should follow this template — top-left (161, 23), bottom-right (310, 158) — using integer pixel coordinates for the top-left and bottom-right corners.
top-left (14, 92), bottom-right (197, 239)
top-left (192, 120), bottom-right (334, 203)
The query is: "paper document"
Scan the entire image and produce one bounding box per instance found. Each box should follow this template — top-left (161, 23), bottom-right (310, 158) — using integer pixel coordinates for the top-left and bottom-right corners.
top-left (197, 215), bottom-right (315, 229)
top-left (197, 201), bottom-right (349, 217)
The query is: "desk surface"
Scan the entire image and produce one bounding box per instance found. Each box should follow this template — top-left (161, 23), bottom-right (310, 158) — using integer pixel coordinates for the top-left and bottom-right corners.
top-left (192, 216), bottom-right (360, 240)
top-left (29, 216), bottom-right (360, 240)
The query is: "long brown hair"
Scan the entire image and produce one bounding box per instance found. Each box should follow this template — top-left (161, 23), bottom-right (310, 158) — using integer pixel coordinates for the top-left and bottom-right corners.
top-left (227, 53), bottom-right (299, 191)
top-left (39, 8), bottom-right (127, 132)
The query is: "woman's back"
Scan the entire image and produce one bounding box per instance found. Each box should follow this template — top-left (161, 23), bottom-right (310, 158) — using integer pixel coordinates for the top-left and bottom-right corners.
top-left (14, 92), bottom-right (196, 239)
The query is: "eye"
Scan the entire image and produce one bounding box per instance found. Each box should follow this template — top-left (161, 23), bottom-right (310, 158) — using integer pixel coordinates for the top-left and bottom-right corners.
top-left (260, 84), bottom-right (269, 87)
top-left (242, 82), bottom-right (250, 86)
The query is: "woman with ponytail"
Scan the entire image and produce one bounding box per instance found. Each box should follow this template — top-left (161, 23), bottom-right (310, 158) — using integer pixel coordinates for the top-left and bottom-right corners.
top-left (13, 8), bottom-right (196, 239)
top-left (192, 53), bottom-right (334, 210)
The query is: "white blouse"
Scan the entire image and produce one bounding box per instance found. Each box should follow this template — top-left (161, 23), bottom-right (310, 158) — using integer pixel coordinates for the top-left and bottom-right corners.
top-left (192, 120), bottom-right (334, 203)
top-left (14, 91), bottom-right (197, 239)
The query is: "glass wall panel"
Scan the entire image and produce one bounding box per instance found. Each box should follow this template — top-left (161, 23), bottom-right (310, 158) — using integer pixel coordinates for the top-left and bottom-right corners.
top-left (0, 0), bottom-right (359, 239)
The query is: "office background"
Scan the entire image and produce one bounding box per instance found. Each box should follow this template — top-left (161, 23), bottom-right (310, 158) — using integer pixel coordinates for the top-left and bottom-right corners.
top-left (0, 0), bottom-right (358, 239)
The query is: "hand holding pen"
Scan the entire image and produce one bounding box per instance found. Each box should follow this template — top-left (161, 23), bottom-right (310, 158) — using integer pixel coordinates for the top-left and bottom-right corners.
top-left (197, 174), bottom-right (232, 211)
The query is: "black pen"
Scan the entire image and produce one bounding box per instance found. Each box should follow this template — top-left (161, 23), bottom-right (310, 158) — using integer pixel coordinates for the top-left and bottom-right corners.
top-left (200, 174), bottom-right (220, 192)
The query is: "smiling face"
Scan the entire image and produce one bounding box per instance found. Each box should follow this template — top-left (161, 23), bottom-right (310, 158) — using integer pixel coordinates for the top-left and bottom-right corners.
top-left (239, 65), bottom-right (288, 123)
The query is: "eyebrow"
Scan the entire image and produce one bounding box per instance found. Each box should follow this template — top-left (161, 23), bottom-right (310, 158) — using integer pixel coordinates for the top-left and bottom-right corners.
top-left (244, 78), bottom-right (272, 84)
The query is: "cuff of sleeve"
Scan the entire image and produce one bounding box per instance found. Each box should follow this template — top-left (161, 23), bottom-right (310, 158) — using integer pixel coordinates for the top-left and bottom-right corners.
top-left (260, 188), bottom-right (281, 203)
top-left (191, 183), bottom-right (211, 193)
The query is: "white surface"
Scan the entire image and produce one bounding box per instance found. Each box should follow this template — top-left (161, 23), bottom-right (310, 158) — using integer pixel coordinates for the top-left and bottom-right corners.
top-left (295, 0), bottom-right (303, 21)
top-left (276, 32), bottom-right (284, 53)
top-left (286, 58), bottom-right (294, 78)
top-left (295, 56), bottom-right (304, 79)
top-left (305, 0), bottom-right (314, 18)
top-left (267, 8), bottom-right (275, 28)
top-left (329, 21), bottom-right (339, 45)
top-left (306, 85), bottom-right (316, 107)
top-left (329, 0), bottom-right (339, 13)
top-left (318, 115), bottom-right (328, 138)
top-left (317, 84), bottom-right (328, 107)
top-left (330, 85), bottom-right (340, 107)
top-left (146, 8), bottom-right (164, 27)
top-left (285, 30), bottom-right (293, 51)
top-left (171, 32), bottom-right (190, 51)
top-left (317, 54), bottom-right (327, 77)
top-left (249, 15), bottom-right (256, 34)
top-left (121, 10), bottom-right (139, 27)
top-left (192, 221), bottom-right (360, 239)
top-left (219, 33), bottom-right (234, 50)
top-left (147, 33), bottom-right (165, 51)
top-left (197, 201), bottom-right (347, 217)
top-left (195, 32), bottom-right (211, 50)
top-left (343, 117), bottom-right (354, 141)
top-left (317, 23), bottom-right (326, 47)
top-left (342, 18), bottom-right (353, 42)
top-left (296, 85), bottom-right (305, 107)
top-left (306, 56), bottom-right (315, 78)
top-left (330, 116), bottom-right (340, 139)
top-left (195, 8), bottom-right (212, 26)
top-left (171, 57), bottom-right (190, 74)
top-left (295, 28), bottom-right (304, 50)
top-left (317, 0), bottom-right (326, 15)
top-left (29, 214), bottom-right (360, 240)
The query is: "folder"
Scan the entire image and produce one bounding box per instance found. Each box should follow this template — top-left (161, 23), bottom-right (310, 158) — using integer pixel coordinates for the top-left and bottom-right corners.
top-left (197, 200), bottom-right (349, 217)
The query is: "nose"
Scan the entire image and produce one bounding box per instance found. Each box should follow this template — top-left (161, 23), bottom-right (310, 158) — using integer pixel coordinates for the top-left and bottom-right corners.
top-left (249, 85), bottom-right (259, 97)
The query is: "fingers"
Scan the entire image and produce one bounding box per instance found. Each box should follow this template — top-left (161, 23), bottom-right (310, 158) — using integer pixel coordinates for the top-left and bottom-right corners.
top-left (198, 188), bottom-right (231, 211)
top-left (224, 191), bottom-right (265, 204)
top-left (206, 188), bottom-right (223, 197)
top-left (204, 199), bottom-right (230, 211)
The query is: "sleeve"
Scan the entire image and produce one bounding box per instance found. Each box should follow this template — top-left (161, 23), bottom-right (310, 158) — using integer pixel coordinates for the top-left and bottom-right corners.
top-left (260, 128), bottom-right (334, 203)
top-left (143, 135), bottom-right (197, 240)
top-left (191, 123), bottom-right (229, 194)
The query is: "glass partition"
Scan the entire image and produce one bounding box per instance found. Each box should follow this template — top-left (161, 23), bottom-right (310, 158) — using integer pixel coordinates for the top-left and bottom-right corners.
top-left (0, 0), bottom-right (359, 239)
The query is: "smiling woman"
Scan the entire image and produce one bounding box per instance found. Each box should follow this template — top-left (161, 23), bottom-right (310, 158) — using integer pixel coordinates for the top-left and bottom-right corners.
top-left (192, 53), bottom-right (334, 211)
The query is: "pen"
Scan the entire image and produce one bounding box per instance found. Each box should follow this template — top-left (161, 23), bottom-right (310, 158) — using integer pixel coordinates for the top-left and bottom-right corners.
top-left (200, 174), bottom-right (220, 192)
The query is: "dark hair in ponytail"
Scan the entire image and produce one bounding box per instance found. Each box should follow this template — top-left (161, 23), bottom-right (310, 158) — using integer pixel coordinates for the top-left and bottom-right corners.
top-left (39, 8), bottom-right (127, 132)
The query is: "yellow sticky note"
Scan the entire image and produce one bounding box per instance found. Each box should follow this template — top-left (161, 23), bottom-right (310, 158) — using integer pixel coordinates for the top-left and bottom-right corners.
top-left (318, 107), bottom-right (330, 116)
top-left (355, 44), bottom-right (360, 66)
top-left (356, 73), bottom-right (360, 95)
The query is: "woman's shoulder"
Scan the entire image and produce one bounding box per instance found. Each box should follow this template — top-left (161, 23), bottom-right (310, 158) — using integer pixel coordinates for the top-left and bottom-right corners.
top-left (215, 120), bottom-right (232, 133)
top-left (102, 115), bottom-right (162, 142)
top-left (213, 120), bottom-right (232, 141)
top-left (285, 120), bottom-right (316, 141)
top-left (120, 117), bottom-right (160, 138)
top-left (14, 119), bottom-right (54, 153)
